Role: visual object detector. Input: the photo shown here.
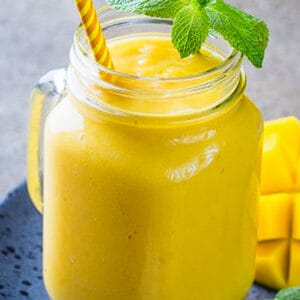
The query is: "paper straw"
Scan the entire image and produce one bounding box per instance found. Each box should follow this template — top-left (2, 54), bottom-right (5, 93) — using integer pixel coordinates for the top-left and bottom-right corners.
top-left (75, 0), bottom-right (114, 69)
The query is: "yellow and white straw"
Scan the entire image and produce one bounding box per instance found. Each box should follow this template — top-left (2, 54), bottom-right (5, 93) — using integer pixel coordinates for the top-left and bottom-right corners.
top-left (75, 0), bottom-right (114, 69)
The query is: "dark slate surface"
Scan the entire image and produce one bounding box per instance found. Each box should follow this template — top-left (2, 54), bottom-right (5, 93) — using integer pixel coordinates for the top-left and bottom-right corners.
top-left (0, 182), bottom-right (48, 300)
top-left (1, 0), bottom-right (300, 200)
top-left (0, 182), bottom-right (277, 299)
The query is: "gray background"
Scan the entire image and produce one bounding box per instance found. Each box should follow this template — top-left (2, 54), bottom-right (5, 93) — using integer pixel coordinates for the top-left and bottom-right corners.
top-left (0, 1), bottom-right (298, 299)
top-left (0, 0), bottom-right (299, 199)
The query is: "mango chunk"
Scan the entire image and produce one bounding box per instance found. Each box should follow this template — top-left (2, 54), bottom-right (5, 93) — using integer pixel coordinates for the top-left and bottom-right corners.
top-left (256, 116), bottom-right (300, 290)
top-left (293, 194), bottom-right (300, 239)
top-left (296, 165), bottom-right (300, 199)
top-left (264, 116), bottom-right (300, 172)
top-left (261, 116), bottom-right (300, 194)
top-left (256, 240), bottom-right (289, 289)
top-left (289, 242), bottom-right (300, 286)
top-left (261, 134), bottom-right (293, 194)
top-left (289, 195), bottom-right (300, 286)
top-left (257, 194), bottom-right (291, 241)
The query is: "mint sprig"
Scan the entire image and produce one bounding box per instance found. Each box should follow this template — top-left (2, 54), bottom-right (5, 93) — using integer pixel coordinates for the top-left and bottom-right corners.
top-left (275, 287), bottom-right (300, 300)
top-left (107, 0), bottom-right (269, 68)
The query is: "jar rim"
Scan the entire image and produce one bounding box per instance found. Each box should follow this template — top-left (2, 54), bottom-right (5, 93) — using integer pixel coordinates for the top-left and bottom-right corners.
top-left (73, 6), bottom-right (242, 84)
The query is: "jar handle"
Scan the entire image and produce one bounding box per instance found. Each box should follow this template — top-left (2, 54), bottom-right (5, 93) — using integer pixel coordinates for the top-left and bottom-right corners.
top-left (27, 68), bottom-right (66, 213)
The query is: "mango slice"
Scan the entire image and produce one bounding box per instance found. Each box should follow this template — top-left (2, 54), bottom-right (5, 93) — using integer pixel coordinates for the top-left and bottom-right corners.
top-left (256, 116), bottom-right (300, 289)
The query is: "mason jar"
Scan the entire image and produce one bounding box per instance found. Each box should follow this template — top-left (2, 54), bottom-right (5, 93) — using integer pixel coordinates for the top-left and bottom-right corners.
top-left (27, 6), bottom-right (263, 300)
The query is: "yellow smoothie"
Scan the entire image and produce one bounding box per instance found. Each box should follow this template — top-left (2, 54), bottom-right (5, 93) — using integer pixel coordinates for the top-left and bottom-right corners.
top-left (43, 36), bottom-right (262, 299)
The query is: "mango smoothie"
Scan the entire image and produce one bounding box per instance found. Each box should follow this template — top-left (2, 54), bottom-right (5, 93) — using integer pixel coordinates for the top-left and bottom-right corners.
top-left (42, 36), bottom-right (262, 300)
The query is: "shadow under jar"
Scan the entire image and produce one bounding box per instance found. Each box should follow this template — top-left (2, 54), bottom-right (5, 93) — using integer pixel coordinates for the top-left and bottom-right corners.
top-left (27, 6), bottom-right (263, 300)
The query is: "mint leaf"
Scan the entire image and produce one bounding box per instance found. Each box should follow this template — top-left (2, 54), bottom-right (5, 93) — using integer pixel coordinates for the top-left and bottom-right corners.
top-left (172, 6), bottom-right (209, 58)
top-left (275, 287), bottom-right (300, 300)
top-left (107, 0), bottom-right (188, 18)
top-left (205, 0), bottom-right (269, 67)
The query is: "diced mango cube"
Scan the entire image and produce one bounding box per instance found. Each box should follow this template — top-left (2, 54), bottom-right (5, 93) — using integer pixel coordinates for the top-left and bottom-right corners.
top-left (295, 160), bottom-right (300, 192)
top-left (293, 194), bottom-right (300, 239)
top-left (261, 134), bottom-right (293, 194)
top-left (256, 240), bottom-right (289, 289)
top-left (261, 116), bottom-right (300, 194)
top-left (289, 195), bottom-right (300, 286)
top-left (289, 242), bottom-right (300, 286)
top-left (264, 116), bottom-right (300, 172)
top-left (257, 194), bottom-right (291, 242)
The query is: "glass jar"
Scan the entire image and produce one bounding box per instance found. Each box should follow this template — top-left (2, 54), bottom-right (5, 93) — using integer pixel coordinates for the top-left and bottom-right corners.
top-left (27, 7), bottom-right (263, 300)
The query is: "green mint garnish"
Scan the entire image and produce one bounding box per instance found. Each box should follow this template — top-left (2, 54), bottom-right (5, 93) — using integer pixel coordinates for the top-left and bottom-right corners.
top-left (107, 0), bottom-right (269, 68)
top-left (275, 287), bottom-right (300, 300)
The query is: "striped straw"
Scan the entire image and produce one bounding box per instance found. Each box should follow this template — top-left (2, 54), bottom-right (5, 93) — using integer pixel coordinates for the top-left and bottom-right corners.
top-left (75, 0), bottom-right (114, 69)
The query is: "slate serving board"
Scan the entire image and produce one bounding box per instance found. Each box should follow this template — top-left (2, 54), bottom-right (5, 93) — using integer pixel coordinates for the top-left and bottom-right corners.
top-left (0, 182), bottom-right (276, 299)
